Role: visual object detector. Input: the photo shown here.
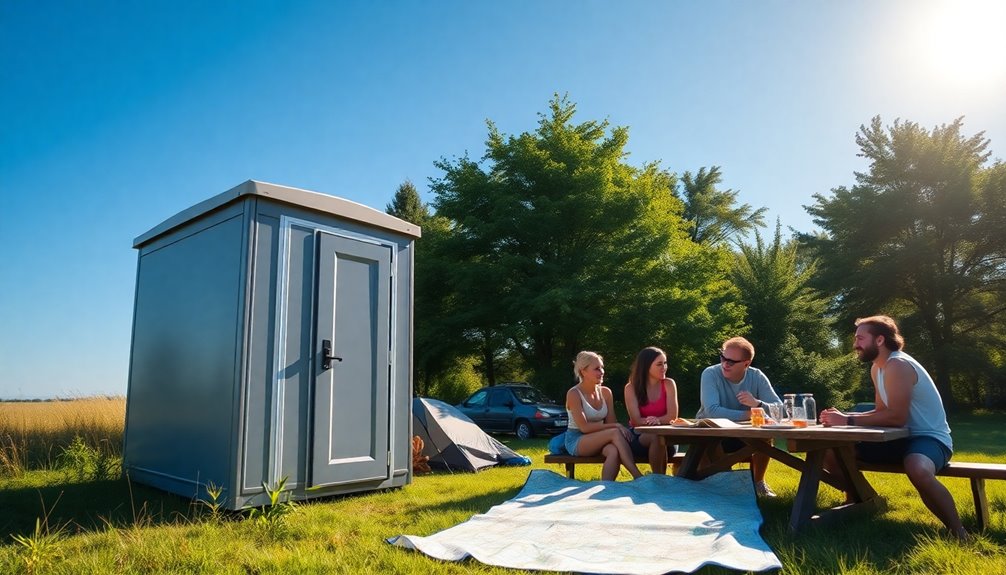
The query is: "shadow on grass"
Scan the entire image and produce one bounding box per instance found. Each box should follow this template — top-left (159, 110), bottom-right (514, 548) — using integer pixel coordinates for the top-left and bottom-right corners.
top-left (0, 475), bottom-right (196, 541)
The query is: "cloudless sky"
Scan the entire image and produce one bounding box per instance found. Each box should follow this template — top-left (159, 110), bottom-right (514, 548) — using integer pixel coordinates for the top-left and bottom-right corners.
top-left (2, 1), bottom-right (1004, 399)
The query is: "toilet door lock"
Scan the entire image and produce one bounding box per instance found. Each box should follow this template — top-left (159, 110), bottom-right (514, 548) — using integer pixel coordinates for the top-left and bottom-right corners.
top-left (321, 339), bottom-right (343, 370)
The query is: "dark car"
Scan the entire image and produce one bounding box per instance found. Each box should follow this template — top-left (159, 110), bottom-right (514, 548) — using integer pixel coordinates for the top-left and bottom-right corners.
top-left (456, 383), bottom-right (567, 440)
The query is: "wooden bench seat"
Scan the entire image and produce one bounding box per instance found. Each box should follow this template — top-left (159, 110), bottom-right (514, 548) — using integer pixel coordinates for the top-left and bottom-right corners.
top-left (543, 452), bottom-right (688, 479)
top-left (858, 460), bottom-right (1006, 531)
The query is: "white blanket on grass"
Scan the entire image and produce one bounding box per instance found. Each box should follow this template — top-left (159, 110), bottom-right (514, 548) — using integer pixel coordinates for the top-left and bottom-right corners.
top-left (389, 469), bottom-right (781, 574)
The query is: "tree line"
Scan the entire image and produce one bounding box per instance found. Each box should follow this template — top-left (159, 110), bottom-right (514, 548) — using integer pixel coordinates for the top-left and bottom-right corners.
top-left (387, 94), bottom-right (1006, 412)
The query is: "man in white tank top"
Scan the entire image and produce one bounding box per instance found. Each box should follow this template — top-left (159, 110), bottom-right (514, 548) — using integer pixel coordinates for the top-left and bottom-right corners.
top-left (819, 315), bottom-right (968, 540)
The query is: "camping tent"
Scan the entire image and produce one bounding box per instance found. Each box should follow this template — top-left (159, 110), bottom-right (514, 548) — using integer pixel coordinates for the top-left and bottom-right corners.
top-left (413, 397), bottom-right (531, 471)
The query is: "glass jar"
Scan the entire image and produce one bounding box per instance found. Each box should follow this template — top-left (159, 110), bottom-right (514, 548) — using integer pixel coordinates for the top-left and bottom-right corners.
top-left (799, 393), bottom-right (817, 425)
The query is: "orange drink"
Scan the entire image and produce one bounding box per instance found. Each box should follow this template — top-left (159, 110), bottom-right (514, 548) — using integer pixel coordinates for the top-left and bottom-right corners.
top-left (792, 419), bottom-right (808, 428)
top-left (750, 407), bottom-right (765, 427)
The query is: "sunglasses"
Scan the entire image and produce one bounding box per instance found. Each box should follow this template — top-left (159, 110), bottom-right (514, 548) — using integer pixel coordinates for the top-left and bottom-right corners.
top-left (719, 352), bottom-right (747, 367)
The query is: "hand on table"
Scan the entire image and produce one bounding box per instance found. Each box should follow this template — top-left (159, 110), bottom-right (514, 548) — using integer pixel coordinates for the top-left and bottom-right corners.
top-left (819, 407), bottom-right (847, 427)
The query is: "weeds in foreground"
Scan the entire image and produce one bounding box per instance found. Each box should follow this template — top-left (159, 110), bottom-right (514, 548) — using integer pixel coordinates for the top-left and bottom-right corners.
top-left (196, 481), bottom-right (226, 523)
top-left (59, 435), bottom-right (118, 481)
top-left (247, 477), bottom-right (297, 536)
top-left (11, 507), bottom-right (68, 575)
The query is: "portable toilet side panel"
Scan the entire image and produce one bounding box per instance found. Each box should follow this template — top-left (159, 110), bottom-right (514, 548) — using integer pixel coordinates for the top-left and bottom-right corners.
top-left (123, 200), bottom-right (249, 501)
top-left (123, 181), bottom-right (418, 509)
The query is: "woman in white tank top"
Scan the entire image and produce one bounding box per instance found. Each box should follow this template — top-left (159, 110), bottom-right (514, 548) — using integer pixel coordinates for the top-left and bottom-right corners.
top-left (564, 351), bottom-right (643, 481)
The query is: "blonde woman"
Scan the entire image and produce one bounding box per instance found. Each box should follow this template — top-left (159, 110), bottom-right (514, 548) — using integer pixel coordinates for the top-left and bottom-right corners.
top-left (624, 346), bottom-right (679, 474)
top-left (565, 351), bottom-right (643, 481)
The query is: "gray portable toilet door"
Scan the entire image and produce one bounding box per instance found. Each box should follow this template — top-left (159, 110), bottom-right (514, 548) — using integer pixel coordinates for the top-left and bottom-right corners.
top-left (310, 231), bottom-right (392, 487)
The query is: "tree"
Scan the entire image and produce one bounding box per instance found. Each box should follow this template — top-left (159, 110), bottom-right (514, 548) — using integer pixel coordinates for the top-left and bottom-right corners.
top-left (677, 166), bottom-right (766, 246)
top-left (428, 94), bottom-right (744, 398)
top-left (801, 117), bottom-right (1006, 408)
top-left (733, 221), bottom-right (859, 407)
top-left (386, 180), bottom-right (428, 226)
top-left (385, 180), bottom-right (470, 396)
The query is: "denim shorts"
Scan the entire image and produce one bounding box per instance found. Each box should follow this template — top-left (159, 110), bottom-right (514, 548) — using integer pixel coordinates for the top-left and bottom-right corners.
top-left (629, 428), bottom-right (678, 459)
top-left (856, 435), bottom-right (952, 470)
top-left (565, 429), bottom-right (585, 455)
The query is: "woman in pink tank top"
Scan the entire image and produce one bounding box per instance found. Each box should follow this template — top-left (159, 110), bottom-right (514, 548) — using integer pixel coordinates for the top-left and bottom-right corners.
top-left (624, 346), bottom-right (679, 474)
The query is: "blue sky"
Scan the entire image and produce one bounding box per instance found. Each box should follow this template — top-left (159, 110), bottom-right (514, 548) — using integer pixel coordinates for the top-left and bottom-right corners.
top-left (2, 1), bottom-right (1004, 399)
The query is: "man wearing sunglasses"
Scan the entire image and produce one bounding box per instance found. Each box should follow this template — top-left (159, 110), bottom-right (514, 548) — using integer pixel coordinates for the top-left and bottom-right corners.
top-left (695, 336), bottom-right (783, 497)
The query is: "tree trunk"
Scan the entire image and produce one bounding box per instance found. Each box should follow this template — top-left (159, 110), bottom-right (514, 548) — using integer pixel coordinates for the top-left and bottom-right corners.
top-left (483, 344), bottom-right (496, 387)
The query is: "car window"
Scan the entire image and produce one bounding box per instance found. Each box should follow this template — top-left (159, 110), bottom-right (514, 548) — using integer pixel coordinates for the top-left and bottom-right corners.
top-left (488, 388), bottom-right (510, 407)
top-left (466, 390), bottom-right (488, 408)
top-left (511, 386), bottom-right (546, 404)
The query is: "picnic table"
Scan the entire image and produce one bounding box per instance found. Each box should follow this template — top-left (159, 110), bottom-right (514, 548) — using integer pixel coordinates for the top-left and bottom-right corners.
top-left (637, 424), bottom-right (909, 533)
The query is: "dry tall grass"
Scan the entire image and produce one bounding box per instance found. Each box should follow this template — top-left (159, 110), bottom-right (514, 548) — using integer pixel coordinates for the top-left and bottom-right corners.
top-left (0, 397), bottom-right (125, 476)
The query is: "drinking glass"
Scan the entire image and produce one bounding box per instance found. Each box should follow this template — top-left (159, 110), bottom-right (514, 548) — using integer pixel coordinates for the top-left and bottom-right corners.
top-left (767, 402), bottom-right (783, 424)
top-left (783, 394), bottom-right (796, 422)
top-left (792, 406), bottom-right (808, 428)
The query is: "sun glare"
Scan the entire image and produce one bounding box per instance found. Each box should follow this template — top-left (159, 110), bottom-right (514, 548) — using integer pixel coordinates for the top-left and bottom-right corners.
top-left (913, 0), bottom-right (1006, 90)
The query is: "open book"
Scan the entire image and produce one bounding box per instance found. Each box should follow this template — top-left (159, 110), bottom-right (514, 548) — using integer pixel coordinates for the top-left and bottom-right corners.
top-left (670, 417), bottom-right (742, 428)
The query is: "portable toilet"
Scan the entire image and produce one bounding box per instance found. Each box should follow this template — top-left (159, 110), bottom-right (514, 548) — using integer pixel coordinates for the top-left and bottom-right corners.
top-left (122, 180), bottom-right (419, 509)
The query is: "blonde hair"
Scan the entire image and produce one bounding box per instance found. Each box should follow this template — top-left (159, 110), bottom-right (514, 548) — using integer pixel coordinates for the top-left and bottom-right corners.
top-left (722, 336), bottom-right (755, 361)
top-left (573, 351), bottom-right (603, 383)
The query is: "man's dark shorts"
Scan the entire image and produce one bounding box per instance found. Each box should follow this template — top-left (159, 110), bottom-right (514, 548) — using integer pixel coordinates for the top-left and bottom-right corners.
top-left (855, 435), bottom-right (952, 470)
top-left (629, 428), bottom-right (678, 459)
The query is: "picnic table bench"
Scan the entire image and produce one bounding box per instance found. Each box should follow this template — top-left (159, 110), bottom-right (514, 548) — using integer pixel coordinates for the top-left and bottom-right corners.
top-left (857, 460), bottom-right (1006, 531)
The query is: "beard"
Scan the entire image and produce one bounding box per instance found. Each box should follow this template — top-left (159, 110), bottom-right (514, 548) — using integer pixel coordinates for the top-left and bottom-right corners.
top-left (855, 343), bottom-right (879, 363)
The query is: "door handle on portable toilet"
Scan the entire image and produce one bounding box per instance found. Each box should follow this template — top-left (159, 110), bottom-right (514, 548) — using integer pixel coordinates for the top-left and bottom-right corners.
top-left (321, 339), bottom-right (343, 370)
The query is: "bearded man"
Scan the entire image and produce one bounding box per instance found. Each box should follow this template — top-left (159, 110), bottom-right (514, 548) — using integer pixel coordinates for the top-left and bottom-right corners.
top-left (819, 315), bottom-right (968, 540)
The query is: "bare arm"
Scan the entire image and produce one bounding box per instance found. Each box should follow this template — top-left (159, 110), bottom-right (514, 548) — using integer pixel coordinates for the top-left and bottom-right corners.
top-left (838, 360), bottom-right (913, 427)
top-left (858, 358), bottom-right (913, 426)
top-left (601, 387), bottom-right (618, 425)
top-left (624, 383), bottom-right (644, 427)
top-left (661, 379), bottom-right (679, 424)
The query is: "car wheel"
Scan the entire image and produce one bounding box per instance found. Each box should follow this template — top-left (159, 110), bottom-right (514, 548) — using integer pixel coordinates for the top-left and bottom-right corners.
top-left (515, 420), bottom-right (533, 440)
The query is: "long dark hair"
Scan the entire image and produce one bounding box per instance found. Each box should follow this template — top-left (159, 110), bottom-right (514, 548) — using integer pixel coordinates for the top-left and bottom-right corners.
top-left (628, 347), bottom-right (665, 402)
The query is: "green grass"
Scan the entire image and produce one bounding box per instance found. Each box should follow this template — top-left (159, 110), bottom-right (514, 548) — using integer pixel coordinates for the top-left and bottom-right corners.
top-left (1, 408), bottom-right (1004, 574)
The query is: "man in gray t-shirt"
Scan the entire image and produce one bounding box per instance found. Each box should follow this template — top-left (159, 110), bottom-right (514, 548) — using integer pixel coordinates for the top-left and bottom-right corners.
top-left (696, 336), bottom-right (782, 497)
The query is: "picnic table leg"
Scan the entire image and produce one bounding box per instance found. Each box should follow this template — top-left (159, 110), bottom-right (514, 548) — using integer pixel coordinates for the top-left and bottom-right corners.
top-left (971, 478), bottom-right (989, 531)
top-left (833, 445), bottom-right (879, 503)
top-left (789, 449), bottom-right (825, 532)
top-left (676, 440), bottom-right (711, 479)
top-left (564, 462), bottom-right (576, 479)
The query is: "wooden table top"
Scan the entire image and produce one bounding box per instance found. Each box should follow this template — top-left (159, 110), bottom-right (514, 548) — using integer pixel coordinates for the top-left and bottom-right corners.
top-left (637, 424), bottom-right (910, 443)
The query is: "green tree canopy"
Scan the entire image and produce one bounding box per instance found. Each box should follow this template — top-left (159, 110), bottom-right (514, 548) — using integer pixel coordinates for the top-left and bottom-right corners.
top-left (428, 94), bottom-right (744, 397)
top-left (801, 116), bottom-right (1006, 408)
top-left (677, 166), bottom-right (766, 246)
top-left (734, 221), bottom-right (859, 408)
top-left (386, 180), bottom-right (428, 226)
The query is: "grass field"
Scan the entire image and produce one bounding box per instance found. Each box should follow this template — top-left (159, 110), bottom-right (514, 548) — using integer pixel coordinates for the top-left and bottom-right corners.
top-left (1, 399), bottom-right (1004, 574)
top-left (0, 397), bottom-right (124, 478)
